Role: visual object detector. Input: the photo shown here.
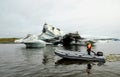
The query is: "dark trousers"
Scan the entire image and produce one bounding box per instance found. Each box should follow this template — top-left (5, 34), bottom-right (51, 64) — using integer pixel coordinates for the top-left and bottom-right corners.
top-left (87, 49), bottom-right (91, 55)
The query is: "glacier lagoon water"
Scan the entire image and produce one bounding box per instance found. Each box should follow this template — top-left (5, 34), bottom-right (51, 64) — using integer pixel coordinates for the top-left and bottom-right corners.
top-left (0, 41), bottom-right (120, 77)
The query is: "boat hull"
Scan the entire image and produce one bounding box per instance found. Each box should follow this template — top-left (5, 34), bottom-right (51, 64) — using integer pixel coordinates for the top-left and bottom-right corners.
top-left (55, 49), bottom-right (105, 62)
top-left (24, 42), bottom-right (46, 48)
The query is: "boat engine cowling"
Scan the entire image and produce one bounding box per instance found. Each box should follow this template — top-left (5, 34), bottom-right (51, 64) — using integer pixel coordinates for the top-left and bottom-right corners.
top-left (97, 52), bottom-right (103, 56)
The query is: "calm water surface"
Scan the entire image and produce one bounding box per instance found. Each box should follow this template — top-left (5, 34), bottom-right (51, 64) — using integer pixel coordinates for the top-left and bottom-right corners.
top-left (0, 41), bottom-right (120, 77)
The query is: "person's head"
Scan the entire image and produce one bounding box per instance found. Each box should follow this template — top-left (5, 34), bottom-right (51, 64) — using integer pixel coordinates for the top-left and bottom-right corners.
top-left (87, 42), bottom-right (91, 46)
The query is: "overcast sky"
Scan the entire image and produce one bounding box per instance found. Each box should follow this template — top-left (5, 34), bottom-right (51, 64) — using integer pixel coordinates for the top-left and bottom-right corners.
top-left (0, 0), bottom-right (120, 38)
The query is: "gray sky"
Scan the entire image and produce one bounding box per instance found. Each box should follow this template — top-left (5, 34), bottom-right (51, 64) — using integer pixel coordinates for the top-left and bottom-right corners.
top-left (0, 0), bottom-right (120, 38)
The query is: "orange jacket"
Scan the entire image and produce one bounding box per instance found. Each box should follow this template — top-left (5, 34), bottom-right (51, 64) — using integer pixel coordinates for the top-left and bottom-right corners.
top-left (87, 44), bottom-right (91, 49)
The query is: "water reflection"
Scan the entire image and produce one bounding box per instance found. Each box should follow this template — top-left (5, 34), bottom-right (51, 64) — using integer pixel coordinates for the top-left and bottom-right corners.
top-left (86, 63), bottom-right (92, 75)
top-left (20, 46), bottom-right (56, 65)
top-left (21, 47), bottom-right (44, 64)
top-left (63, 45), bottom-right (81, 51)
top-left (55, 58), bottom-right (88, 65)
top-left (0, 42), bottom-right (120, 77)
top-left (86, 62), bottom-right (104, 76)
top-left (55, 58), bottom-right (105, 75)
top-left (42, 46), bottom-right (55, 65)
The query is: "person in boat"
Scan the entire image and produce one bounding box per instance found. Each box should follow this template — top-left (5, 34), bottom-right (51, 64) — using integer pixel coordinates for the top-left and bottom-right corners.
top-left (87, 42), bottom-right (92, 55)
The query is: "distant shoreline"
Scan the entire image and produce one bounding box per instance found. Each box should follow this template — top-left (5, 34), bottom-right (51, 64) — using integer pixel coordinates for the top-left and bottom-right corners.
top-left (0, 38), bottom-right (19, 43)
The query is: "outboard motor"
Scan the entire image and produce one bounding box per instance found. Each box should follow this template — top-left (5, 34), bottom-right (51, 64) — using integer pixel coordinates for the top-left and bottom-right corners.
top-left (97, 52), bottom-right (103, 56)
